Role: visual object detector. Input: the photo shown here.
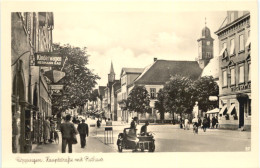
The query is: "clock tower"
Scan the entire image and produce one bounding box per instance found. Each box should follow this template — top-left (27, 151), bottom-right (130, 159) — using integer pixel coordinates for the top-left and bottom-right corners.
top-left (197, 19), bottom-right (214, 69)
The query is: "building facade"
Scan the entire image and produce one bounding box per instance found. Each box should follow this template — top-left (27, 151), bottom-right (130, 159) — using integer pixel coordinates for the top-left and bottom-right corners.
top-left (215, 11), bottom-right (251, 130)
top-left (118, 68), bottom-right (144, 122)
top-left (11, 12), bottom-right (54, 153)
top-left (132, 58), bottom-right (203, 123)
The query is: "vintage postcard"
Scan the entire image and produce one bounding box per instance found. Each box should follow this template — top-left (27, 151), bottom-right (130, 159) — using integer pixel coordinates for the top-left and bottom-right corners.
top-left (1, 0), bottom-right (259, 168)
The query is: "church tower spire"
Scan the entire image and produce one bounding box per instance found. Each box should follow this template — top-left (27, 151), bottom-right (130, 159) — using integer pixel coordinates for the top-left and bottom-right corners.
top-left (108, 61), bottom-right (115, 82)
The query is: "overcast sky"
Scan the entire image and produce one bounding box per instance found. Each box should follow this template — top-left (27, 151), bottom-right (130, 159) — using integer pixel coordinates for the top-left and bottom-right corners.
top-left (53, 11), bottom-right (227, 86)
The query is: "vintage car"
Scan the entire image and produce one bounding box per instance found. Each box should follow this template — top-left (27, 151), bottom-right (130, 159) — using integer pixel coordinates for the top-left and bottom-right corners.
top-left (117, 128), bottom-right (155, 152)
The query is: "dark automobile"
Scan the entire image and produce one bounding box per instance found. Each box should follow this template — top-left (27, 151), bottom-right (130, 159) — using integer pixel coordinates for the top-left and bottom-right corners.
top-left (117, 128), bottom-right (155, 152)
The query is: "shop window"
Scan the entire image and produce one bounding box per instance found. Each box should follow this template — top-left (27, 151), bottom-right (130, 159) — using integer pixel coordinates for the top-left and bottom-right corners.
top-left (230, 68), bottom-right (235, 85)
top-left (239, 65), bottom-right (245, 83)
top-left (222, 70), bottom-right (227, 87)
top-left (239, 34), bottom-right (245, 52)
top-left (150, 88), bottom-right (156, 99)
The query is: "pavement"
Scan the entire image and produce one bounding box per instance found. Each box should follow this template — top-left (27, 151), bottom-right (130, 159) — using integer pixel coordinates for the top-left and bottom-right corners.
top-left (30, 119), bottom-right (251, 153)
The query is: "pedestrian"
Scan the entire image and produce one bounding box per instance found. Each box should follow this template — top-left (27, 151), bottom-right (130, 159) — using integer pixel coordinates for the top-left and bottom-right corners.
top-left (215, 116), bottom-right (219, 129)
top-left (207, 116), bottom-right (210, 128)
top-left (77, 119), bottom-right (89, 148)
top-left (60, 114), bottom-right (78, 153)
top-left (106, 118), bottom-right (112, 126)
top-left (192, 117), bottom-right (199, 134)
top-left (202, 117), bottom-right (208, 132)
top-left (43, 117), bottom-right (51, 144)
top-left (212, 116), bottom-right (216, 129)
top-left (198, 117), bottom-right (202, 129)
top-left (97, 118), bottom-right (101, 128)
top-left (184, 118), bottom-right (189, 130)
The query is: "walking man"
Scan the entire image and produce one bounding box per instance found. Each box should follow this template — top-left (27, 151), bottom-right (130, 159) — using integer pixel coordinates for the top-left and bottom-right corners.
top-left (77, 119), bottom-right (89, 148)
top-left (60, 114), bottom-right (78, 153)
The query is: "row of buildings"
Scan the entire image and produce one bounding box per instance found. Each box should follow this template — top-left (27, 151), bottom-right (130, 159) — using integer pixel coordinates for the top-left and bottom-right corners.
top-left (11, 12), bottom-right (56, 153)
top-left (90, 11), bottom-right (251, 131)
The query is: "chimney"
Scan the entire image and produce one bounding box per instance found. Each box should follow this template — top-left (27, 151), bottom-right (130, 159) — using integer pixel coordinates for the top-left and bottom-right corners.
top-left (154, 58), bottom-right (157, 62)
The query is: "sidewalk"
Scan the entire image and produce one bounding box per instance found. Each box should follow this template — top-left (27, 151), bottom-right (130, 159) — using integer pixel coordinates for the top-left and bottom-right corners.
top-left (30, 129), bottom-right (117, 153)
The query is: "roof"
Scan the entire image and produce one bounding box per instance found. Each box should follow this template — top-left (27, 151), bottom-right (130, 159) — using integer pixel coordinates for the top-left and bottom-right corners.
top-left (112, 82), bottom-right (121, 94)
top-left (121, 68), bottom-right (144, 76)
top-left (134, 60), bottom-right (203, 85)
top-left (201, 56), bottom-right (219, 79)
top-left (98, 86), bottom-right (106, 97)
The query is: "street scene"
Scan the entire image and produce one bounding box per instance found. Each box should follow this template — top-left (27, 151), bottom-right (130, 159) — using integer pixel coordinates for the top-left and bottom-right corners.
top-left (11, 9), bottom-right (252, 154)
top-left (31, 117), bottom-right (251, 153)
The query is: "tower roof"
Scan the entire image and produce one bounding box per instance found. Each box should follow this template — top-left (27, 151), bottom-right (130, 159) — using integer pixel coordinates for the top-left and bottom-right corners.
top-left (110, 62), bottom-right (115, 74)
top-left (202, 26), bottom-right (211, 38)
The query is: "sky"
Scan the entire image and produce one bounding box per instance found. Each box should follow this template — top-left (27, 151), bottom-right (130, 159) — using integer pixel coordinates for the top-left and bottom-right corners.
top-left (53, 11), bottom-right (227, 86)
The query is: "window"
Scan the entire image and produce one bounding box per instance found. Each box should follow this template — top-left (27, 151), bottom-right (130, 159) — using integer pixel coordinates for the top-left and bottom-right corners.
top-left (222, 70), bottom-right (227, 87)
top-left (230, 68), bottom-right (235, 85)
top-left (230, 39), bottom-right (235, 55)
top-left (239, 34), bottom-right (245, 51)
top-left (248, 63), bottom-right (251, 81)
top-left (207, 41), bottom-right (210, 45)
top-left (150, 88), bottom-right (156, 99)
top-left (239, 65), bottom-right (244, 83)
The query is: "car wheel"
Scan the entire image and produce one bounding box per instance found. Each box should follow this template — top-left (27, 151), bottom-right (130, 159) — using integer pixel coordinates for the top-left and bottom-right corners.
top-left (149, 142), bottom-right (155, 152)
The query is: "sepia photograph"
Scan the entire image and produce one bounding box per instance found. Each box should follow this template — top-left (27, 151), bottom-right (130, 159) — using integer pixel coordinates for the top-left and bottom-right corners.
top-left (1, 1), bottom-right (259, 168)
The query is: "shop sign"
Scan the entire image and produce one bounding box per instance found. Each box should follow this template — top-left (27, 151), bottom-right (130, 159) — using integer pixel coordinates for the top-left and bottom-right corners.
top-left (34, 52), bottom-right (63, 66)
top-left (231, 83), bottom-right (251, 92)
top-left (49, 85), bottom-right (64, 96)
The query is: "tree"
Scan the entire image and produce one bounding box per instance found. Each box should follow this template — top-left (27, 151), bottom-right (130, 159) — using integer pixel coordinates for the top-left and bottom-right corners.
top-left (163, 75), bottom-right (193, 123)
top-left (126, 85), bottom-right (150, 114)
top-left (51, 44), bottom-right (100, 114)
top-left (154, 89), bottom-right (166, 120)
top-left (192, 76), bottom-right (219, 113)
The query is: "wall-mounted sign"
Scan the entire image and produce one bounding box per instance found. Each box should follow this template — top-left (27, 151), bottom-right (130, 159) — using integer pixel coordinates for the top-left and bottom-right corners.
top-left (231, 83), bottom-right (251, 92)
top-left (34, 52), bottom-right (63, 66)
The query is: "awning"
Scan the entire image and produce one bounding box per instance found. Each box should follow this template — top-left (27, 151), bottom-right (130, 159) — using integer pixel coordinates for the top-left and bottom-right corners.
top-left (219, 105), bottom-right (227, 115)
top-left (227, 104), bottom-right (235, 115)
top-left (219, 46), bottom-right (227, 57)
top-left (206, 108), bottom-right (219, 114)
top-left (246, 37), bottom-right (251, 47)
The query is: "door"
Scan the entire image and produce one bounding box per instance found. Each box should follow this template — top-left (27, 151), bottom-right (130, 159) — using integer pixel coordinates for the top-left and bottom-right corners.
top-left (239, 102), bottom-right (244, 128)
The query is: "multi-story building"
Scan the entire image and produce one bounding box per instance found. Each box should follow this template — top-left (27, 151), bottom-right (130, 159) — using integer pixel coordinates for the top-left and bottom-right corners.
top-left (11, 12), bottom-right (54, 153)
top-left (97, 86), bottom-right (106, 114)
top-left (118, 67), bottom-right (144, 122)
top-left (132, 58), bottom-right (203, 122)
top-left (215, 11), bottom-right (251, 130)
top-left (111, 81), bottom-right (121, 121)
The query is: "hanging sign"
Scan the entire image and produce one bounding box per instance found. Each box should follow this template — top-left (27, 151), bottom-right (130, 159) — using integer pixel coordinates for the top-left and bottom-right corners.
top-left (49, 84), bottom-right (64, 96)
top-left (34, 52), bottom-right (63, 66)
